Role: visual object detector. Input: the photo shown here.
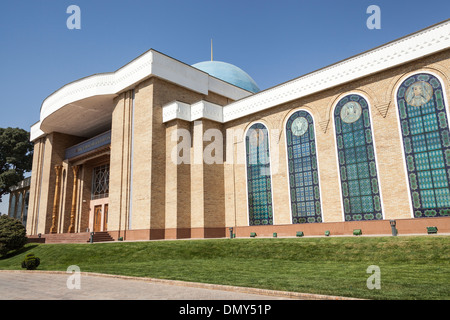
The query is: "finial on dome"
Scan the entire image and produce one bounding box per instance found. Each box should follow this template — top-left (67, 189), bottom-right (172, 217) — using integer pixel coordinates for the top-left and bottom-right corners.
top-left (211, 38), bottom-right (213, 61)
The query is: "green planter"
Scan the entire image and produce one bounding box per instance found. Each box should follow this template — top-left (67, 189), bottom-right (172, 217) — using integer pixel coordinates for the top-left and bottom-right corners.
top-left (426, 226), bottom-right (438, 234)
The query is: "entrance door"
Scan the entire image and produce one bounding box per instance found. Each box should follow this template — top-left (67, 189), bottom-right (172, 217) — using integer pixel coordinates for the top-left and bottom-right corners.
top-left (90, 199), bottom-right (109, 232)
top-left (94, 205), bottom-right (102, 232)
top-left (103, 204), bottom-right (108, 231)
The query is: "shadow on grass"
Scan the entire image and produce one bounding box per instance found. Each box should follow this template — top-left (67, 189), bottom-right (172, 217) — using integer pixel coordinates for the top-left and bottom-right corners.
top-left (0, 245), bottom-right (39, 260)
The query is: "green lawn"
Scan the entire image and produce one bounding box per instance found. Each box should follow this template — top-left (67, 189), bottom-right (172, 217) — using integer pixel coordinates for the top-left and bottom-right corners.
top-left (0, 236), bottom-right (449, 300)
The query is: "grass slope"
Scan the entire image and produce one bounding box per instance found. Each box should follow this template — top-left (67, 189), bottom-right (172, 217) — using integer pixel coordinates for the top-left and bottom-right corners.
top-left (1, 236), bottom-right (449, 300)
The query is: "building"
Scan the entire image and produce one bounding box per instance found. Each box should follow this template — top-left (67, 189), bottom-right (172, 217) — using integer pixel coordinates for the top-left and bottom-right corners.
top-left (26, 20), bottom-right (450, 241)
top-left (7, 177), bottom-right (31, 227)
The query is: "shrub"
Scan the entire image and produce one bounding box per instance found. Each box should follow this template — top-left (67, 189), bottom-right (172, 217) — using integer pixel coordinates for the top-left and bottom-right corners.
top-left (0, 215), bottom-right (27, 256)
top-left (21, 253), bottom-right (40, 270)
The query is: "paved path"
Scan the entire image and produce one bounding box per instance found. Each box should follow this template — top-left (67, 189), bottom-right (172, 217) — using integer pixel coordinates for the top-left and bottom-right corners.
top-left (0, 271), bottom-right (296, 300)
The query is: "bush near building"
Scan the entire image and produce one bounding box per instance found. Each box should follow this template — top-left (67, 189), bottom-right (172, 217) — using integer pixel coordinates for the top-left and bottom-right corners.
top-left (0, 215), bottom-right (27, 256)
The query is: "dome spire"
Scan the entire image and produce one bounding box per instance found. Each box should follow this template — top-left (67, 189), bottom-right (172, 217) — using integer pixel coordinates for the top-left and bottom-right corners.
top-left (211, 38), bottom-right (213, 61)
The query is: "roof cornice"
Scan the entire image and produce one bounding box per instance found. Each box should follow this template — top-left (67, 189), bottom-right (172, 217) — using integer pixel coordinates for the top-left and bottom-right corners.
top-left (222, 19), bottom-right (450, 122)
top-left (33, 20), bottom-right (450, 141)
top-left (33, 50), bottom-right (252, 141)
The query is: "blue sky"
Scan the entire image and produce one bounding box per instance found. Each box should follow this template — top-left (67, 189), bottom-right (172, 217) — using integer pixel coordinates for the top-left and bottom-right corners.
top-left (0, 0), bottom-right (449, 212)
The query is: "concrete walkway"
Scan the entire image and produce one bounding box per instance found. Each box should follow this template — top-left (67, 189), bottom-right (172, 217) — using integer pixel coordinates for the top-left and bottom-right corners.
top-left (0, 270), bottom-right (354, 300)
top-left (0, 271), bottom-right (292, 300)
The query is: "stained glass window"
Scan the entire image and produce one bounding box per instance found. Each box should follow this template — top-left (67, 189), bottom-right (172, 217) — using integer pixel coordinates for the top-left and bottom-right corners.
top-left (334, 94), bottom-right (383, 221)
top-left (397, 73), bottom-right (450, 218)
top-left (285, 110), bottom-right (322, 223)
top-left (245, 123), bottom-right (274, 225)
top-left (92, 164), bottom-right (110, 200)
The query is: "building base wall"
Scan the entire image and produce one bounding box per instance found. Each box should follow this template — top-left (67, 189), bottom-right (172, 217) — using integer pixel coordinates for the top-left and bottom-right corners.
top-left (234, 217), bottom-right (450, 238)
top-left (61, 216), bottom-right (450, 242)
top-left (27, 216), bottom-right (448, 243)
top-left (108, 227), bottom-right (227, 241)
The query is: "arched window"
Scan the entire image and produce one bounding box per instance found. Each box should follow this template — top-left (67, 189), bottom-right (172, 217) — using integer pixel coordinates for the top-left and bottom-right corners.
top-left (396, 73), bottom-right (450, 218)
top-left (285, 110), bottom-right (322, 223)
top-left (334, 94), bottom-right (383, 221)
top-left (92, 164), bottom-right (110, 200)
top-left (245, 123), bottom-right (274, 225)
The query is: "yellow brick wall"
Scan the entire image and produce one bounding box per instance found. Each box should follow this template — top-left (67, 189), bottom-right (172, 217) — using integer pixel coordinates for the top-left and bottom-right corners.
top-left (28, 49), bottom-right (450, 238)
top-left (225, 49), bottom-right (450, 227)
top-left (109, 91), bottom-right (133, 234)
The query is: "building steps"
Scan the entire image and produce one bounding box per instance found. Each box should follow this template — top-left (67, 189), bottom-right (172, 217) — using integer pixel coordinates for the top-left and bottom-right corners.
top-left (90, 232), bottom-right (114, 243)
top-left (27, 232), bottom-right (115, 244)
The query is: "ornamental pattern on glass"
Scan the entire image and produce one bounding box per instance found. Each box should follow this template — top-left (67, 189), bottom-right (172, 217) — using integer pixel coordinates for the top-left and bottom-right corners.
top-left (92, 164), bottom-right (110, 200)
top-left (245, 123), bottom-right (274, 226)
top-left (334, 94), bottom-right (383, 221)
top-left (397, 73), bottom-right (450, 218)
top-left (286, 110), bottom-right (322, 223)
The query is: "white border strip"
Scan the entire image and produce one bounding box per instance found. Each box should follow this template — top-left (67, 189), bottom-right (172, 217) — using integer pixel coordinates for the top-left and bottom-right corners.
top-left (162, 100), bottom-right (224, 123)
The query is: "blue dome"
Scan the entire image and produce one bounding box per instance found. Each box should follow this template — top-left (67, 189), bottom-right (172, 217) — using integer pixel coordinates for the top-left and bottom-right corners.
top-left (192, 61), bottom-right (260, 93)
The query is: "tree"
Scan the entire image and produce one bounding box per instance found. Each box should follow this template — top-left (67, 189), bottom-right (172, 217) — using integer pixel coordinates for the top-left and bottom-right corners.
top-left (0, 215), bottom-right (27, 256)
top-left (0, 128), bottom-right (33, 203)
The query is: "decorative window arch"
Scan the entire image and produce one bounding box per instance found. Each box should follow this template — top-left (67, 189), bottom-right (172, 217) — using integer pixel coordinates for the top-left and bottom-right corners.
top-left (334, 94), bottom-right (383, 221)
top-left (396, 73), bottom-right (450, 218)
top-left (245, 122), bottom-right (274, 225)
top-left (285, 110), bottom-right (322, 223)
